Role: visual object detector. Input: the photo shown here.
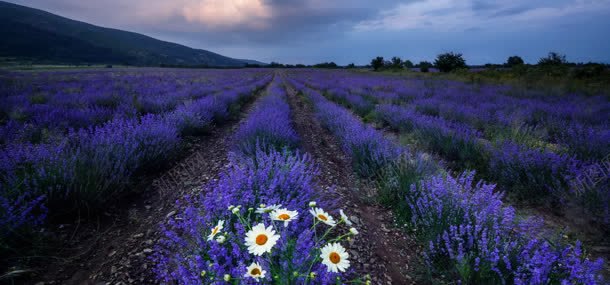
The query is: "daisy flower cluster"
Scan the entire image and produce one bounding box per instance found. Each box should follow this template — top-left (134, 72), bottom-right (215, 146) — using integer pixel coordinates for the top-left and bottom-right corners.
top-left (154, 80), bottom-right (369, 284)
top-left (216, 202), bottom-right (359, 282)
top-left (154, 148), bottom-right (366, 284)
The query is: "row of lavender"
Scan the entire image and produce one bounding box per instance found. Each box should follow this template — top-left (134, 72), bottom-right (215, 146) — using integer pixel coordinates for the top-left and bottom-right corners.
top-left (286, 76), bottom-right (605, 284)
top-left (301, 71), bottom-right (608, 162)
top-left (0, 70), bottom-right (272, 262)
top-left (0, 69), bottom-right (266, 145)
top-left (291, 70), bottom-right (609, 226)
top-left (155, 79), bottom-right (363, 284)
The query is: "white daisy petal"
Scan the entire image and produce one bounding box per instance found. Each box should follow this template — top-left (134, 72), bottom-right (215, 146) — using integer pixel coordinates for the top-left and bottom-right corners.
top-left (309, 208), bottom-right (336, 227)
top-left (245, 262), bottom-right (267, 280)
top-left (207, 220), bottom-right (224, 241)
top-left (339, 209), bottom-right (353, 226)
top-left (320, 242), bottom-right (350, 273)
top-left (245, 223), bottom-right (280, 256)
top-left (256, 204), bottom-right (282, 214)
top-left (270, 208), bottom-right (299, 227)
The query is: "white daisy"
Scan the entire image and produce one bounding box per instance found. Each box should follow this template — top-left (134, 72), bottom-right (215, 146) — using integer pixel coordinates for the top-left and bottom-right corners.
top-left (339, 209), bottom-right (353, 226)
top-left (270, 208), bottom-right (299, 226)
top-left (245, 223), bottom-right (280, 256)
top-left (244, 262), bottom-right (266, 281)
top-left (309, 201), bottom-right (317, 207)
top-left (207, 220), bottom-right (224, 241)
top-left (349, 227), bottom-right (359, 235)
top-left (215, 235), bottom-right (226, 244)
top-left (309, 208), bottom-right (336, 226)
top-left (256, 204), bottom-right (282, 214)
top-left (320, 242), bottom-right (350, 273)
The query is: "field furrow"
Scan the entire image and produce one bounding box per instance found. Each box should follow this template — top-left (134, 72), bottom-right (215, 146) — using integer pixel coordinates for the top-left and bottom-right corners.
top-left (283, 75), bottom-right (417, 284)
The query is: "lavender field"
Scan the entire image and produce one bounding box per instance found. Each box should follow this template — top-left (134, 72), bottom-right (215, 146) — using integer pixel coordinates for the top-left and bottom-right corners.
top-left (0, 68), bottom-right (608, 284)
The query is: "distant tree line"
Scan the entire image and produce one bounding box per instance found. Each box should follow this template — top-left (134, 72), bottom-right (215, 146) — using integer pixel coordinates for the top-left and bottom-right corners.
top-left (367, 52), bottom-right (608, 78)
top-left (158, 52), bottom-right (607, 80)
top-left (244, 61), bottom-right (363, 69)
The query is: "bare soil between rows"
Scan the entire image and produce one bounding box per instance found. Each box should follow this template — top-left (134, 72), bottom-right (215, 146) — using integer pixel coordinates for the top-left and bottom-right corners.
top-left (30, 76), bottom-right (421, 285)
top-left (29, 89), bottom-right (265, 285)
top-left (283, 77), bottom-right (419, 284)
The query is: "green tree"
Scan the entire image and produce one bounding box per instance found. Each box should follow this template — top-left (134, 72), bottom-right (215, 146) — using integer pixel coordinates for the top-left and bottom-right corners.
top-left (403, 60), bottom-right (414, 68)
top-left (391, 56), bottom-right (403, 69)
top-left (506, 56), bottom-right (524, 67)
top-left (419, 61), bottom-right (432, 72)
top-left (371, 56), bottom-right (385, 71)
top-left (538, 52), bottom-right (567, 66)
top-left (434, 52), bottom-right (467, 72)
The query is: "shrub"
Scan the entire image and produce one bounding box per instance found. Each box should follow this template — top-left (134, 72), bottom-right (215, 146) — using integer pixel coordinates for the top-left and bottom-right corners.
top-left (434, 52), bottom-right (467, 72)
top-left (538, 52), bottom-right (567, 67)
top-left (506, 56), bottom-right (525, 67)
top-left (390, 56), bottom-right (403, 69)
top-left (419, 61), bottom-right (432, 73)
top-left (572, 63), bottom-right (606, 79)
top-left (371, 56), bottom-right (385, 71)
top-left (403, 60), bottom-right (414, 69)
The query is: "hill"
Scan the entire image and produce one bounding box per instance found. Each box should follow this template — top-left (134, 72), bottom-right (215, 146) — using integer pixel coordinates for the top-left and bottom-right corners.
top-left (0, 1), bottom-right (258, 67)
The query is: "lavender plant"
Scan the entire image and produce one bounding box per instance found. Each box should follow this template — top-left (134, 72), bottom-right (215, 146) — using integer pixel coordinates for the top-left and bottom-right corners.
top-left (233, 80), bottom-right (299, 157)
top-left (155, 147), bottom-right (364, 284)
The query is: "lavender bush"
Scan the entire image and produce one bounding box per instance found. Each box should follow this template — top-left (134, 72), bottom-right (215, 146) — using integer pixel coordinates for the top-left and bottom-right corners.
top-left (303, 88), bottom-right (403, 177)
top-left (233, 80), bottom-right (299, 157)
top-left (155, 80), bottom-right (364, 283)
top-left (0, 70), bottom-right (273, 269)
top-left (285, 72), bottom-right (606, 284)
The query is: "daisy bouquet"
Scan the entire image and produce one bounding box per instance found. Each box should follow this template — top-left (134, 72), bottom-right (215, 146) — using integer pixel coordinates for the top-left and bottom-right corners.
top-left (198, 202), bottom-right (364, 284)
top-left (155, 149), bottom-right (369, 284)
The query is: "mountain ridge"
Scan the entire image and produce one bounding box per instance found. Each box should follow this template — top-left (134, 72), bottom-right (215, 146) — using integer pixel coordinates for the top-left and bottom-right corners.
top-left (0, 1), bottom-right (263, 67)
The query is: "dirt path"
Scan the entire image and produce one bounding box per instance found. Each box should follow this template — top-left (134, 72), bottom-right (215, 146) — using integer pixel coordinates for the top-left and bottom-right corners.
top-left (283, 79), bottom-right (418, 284)
top-left (33, 83), bottom-right (270, 285)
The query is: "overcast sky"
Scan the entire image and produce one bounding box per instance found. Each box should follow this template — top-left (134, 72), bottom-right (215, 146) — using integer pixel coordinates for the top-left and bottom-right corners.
top-left (6, 0), bottom-right (610, 64)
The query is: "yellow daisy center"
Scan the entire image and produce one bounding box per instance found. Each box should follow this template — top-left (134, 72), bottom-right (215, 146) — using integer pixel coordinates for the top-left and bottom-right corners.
top-left (318, 214), bottom-right (328, 221)
top-left (212, 227), bottom-right (219, 235)
top-left (255, 234), bottom-right (268, 245)
top-left (329, 252), bottom-right (341, 264)
top-left (250, 268), bottom-right (261, 276)
top-left (278, 213), bottom-right (291, 220)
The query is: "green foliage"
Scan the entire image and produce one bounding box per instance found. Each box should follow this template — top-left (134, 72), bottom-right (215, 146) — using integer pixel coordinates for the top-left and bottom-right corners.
top-left (346, 63), bottom-right (356, 69)
top-left (434, 52), bottom-right (467, 72)
top-left (419, 61), bottom-right (432, 73)
top-left (538, 52), bottom-right (567, 66)
top-left (403, 60), bottom-right (414, 68)
top-left (390, 56), bottom-right (403, 69)
top-left (313, 62), bottom-right (338, 69)
top-left (377, 155), bottom-right (441, 212)
top-left (371, 56), bottom-right (385, 71)
top-left (506, 55), bottom-right (524, 67)
top-left (572, 63), bottom-right (607, 79)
